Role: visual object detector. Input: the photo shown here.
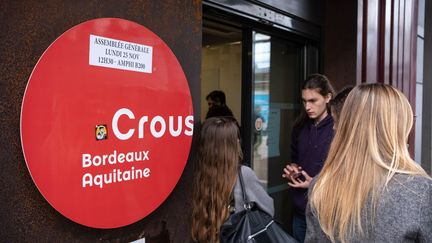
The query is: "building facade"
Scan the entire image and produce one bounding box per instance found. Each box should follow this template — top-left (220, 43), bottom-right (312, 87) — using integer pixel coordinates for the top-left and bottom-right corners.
top-left (0, 0), bottom-right (429, 241)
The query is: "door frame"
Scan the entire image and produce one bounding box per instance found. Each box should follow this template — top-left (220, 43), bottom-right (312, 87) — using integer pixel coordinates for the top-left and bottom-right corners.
top-left (203, 5), bottom-right (321, 165)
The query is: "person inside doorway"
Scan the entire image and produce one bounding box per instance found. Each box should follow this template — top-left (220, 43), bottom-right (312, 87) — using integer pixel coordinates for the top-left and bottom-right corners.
top-left (205, 104), bottom-right (234, 119)
top-left (282, 74), bottom-right (335, 243)
top-left (205, 90), bottom-right (234, 119)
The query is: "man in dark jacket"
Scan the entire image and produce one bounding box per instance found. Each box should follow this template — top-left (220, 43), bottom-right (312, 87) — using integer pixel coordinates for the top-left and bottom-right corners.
top-left (282, 74), bottom-right (335, 243)
top-left (205, 90), bottom-right (234, 119)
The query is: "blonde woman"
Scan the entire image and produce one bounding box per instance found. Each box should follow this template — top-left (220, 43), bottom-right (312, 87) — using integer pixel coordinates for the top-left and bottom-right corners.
top-left (306, 83), bottom-right (432, 242)
top-left (191, 117), bottom-right (274, 243)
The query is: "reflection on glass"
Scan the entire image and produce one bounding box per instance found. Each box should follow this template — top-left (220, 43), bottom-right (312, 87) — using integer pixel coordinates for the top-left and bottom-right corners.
top-left (251, 30), bottom-right (306, 232)
top-left (252, 33), bottom-right (271, 187)
top-left (251, 32), bottom-right (301, 193)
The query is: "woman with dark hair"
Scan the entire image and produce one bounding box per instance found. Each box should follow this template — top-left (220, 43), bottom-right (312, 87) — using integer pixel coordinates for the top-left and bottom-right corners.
top-left (282, 74), bottom-right (335, 243)
top-left (191, 117), bottom-right (274, 243)
top-left (329, 86), bottom-right (353, 128)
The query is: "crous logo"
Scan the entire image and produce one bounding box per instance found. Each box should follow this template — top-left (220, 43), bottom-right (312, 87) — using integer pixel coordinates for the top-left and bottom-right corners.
top-left (95, 125), bottom-right (108, 140)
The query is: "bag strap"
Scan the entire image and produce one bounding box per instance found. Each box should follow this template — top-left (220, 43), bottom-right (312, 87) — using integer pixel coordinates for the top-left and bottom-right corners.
top-left (227, 192), bottom-right (235, 214)
top-left (238, 166), bottom-right (254, 210)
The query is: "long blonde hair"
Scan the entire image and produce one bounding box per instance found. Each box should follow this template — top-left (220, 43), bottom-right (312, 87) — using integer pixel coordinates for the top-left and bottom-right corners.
top-left (191, 117), bottom-right (242, 243)
top-left (309, 83), bottom-right (429, 242)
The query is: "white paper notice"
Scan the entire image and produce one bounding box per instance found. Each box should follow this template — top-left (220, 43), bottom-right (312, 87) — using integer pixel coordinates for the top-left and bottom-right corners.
top-left (89, 35), bottom-right (153, 73)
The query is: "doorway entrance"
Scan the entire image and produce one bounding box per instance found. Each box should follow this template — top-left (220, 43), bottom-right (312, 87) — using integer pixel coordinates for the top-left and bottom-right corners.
top-left (201, 11), bottom-right (319, 231)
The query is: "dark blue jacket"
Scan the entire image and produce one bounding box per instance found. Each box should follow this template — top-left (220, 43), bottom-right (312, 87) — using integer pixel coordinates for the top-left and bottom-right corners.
top-left (290, 115), bottom-right (334, 217)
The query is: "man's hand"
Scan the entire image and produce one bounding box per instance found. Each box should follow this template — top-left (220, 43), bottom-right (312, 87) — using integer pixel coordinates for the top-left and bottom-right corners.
top-left (282, 163), bottom-right (301, 181)
top-left (287, 170), bottom-right (312, 189)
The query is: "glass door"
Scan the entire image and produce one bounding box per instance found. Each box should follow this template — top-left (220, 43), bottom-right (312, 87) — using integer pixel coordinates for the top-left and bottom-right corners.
top-left (251, 31), bottom-right (302, 231)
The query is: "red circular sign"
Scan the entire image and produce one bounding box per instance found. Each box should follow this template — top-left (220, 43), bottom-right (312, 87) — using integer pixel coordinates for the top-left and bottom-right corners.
top-left (20, 18), bottom-right (193, 228)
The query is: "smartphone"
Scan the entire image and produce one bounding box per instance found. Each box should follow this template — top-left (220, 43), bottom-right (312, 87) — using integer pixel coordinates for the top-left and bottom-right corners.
top-left (291, 172), bottom-right (305, 182)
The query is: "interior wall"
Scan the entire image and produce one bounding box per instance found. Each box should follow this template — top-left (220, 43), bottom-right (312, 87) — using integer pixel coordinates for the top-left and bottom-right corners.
top-left (201, 43), bottom-right (242, 122)
top-left (0, 1), bottom-right (201, 242)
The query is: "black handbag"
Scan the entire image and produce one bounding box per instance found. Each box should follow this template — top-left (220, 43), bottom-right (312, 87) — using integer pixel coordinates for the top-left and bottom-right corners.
top-left (220, 169), bottom-right (297, 243)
